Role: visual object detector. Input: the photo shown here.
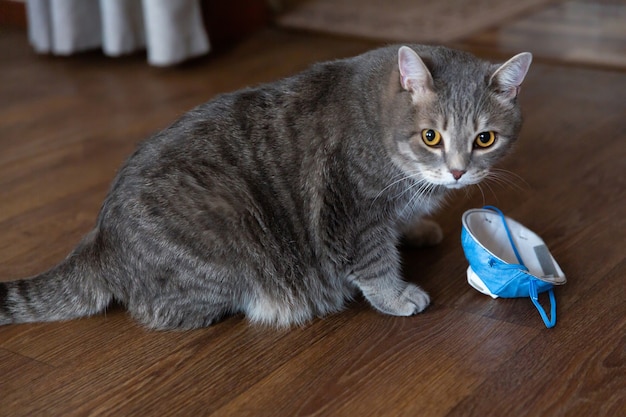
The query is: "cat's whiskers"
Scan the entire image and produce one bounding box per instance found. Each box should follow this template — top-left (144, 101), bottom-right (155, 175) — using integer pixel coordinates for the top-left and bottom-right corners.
top-left (485, 168), bottom-right (530, 191)
top-left (399, 175), bottom-right (431, 200)
top-left (393, 177), bottom-right (429, 210)
top-left (370, 169), bottom-right (424, 209)
top-left (482, 181), bottom-right (499, 204)
top-left (466, 168), bottom-right (528, 205)
top-left (459, 182), bottom-right (484, 206)
top-left (400, 180), bottom-right (438, 217)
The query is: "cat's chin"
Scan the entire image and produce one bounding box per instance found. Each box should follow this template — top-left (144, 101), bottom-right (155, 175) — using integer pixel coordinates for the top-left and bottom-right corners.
top-left (421, 180), bottom-right (467, 190)
top-left (444, 183), bottom-right (467, 190)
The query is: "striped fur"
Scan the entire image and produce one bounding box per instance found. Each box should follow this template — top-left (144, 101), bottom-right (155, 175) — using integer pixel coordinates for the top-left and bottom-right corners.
top-left (0, 45), bottom-right (530, 330)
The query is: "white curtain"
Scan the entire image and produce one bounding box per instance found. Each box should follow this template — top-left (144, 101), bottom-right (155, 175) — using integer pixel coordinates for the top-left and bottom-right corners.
top-left (26, 0), bottom-right (210, 66)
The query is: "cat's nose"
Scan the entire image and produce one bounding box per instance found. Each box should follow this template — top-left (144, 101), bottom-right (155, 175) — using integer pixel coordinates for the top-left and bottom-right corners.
top-left (450, 169), bottom-right (466, 180)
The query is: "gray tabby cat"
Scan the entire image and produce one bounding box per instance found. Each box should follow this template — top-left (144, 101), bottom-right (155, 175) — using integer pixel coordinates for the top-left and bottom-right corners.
top-left (0, 45), bottom-right (531, 330)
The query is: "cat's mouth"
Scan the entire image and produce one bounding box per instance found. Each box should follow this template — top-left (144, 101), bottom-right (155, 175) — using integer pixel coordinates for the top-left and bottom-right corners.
top-left (416, 167), bottom-right (486, 190)
top-left (445, 183), bottom-right (466, 189)
top-left (437, 177), bottom-right (484, 190)
top-left (421, 178), bottom-right (471, 190)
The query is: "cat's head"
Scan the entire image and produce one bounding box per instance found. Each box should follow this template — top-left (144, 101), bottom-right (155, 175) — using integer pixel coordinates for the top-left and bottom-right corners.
top-left (393, 45), bottom-right (532, 190)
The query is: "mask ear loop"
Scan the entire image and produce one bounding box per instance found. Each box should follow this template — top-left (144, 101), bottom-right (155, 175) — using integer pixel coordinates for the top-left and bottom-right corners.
top-left (529, 280), bottom-right (557, 328)
top-left (483, 206), bottom-right (557, 328)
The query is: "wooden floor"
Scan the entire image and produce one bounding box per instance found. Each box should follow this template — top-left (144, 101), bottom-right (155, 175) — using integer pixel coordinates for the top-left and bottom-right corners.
top-left (1, 1), bottom-right (625, 415)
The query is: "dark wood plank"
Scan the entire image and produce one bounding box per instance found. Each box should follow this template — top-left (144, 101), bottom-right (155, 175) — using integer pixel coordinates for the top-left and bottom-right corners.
top-left (0, 311), bottom-right (359, 416)
top-left (445, 260), bottom-right (626, 417)
top-left (0, 0), bottom-right (27, 28)
top-left (459, 0), bottom-right (626, 70)
top-left (0, 349), bottom-right (56, 404)
top-left (213, 309), bottom-right (537, 416)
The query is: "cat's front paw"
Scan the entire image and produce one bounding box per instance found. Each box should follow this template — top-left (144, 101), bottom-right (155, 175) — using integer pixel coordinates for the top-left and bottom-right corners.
top-left (367, 283), bottom-right (430, 316)
top-left (396, 283), bottom-right (431, 315)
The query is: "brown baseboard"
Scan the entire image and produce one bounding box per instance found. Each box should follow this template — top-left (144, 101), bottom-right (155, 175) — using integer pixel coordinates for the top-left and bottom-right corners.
top-left (0, 0), bottom-right (271, 50)
top-left (0, 0), bottom-right (27, 28)
top-left (201, 0), bottom-right (271, 51)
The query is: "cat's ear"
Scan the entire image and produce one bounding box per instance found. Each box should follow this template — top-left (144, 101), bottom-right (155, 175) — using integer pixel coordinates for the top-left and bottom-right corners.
top-left (398, 46), bottom-right (434, 96)
top-left (489, 52), bottom-right (532, 101)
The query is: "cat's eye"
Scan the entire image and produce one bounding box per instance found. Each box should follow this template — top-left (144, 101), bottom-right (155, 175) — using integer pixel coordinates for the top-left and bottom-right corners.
top-left (474, 131), bottom-right (497, 148)
top-left (421, 129), bottom-right (442, 147)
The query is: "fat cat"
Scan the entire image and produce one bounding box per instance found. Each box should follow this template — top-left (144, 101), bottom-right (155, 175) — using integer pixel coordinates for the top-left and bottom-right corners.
top-left (0, 45), bottom-right (531, 330)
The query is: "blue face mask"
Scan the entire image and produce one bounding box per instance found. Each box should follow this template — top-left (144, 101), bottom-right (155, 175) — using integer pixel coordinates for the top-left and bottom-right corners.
top-left (461, 206), bottom-right (567, 328)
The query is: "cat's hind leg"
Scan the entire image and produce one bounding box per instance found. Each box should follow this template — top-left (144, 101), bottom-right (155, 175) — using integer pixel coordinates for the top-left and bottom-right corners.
top-left (401, 218), bottom-right (443, 247)
top-left (128, 296), bottom-right (234, 330)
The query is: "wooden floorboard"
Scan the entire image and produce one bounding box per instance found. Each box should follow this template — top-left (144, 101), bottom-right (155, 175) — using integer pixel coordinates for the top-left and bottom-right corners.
top-left (459, 0), bottom-right (626, 70)
top-left (1, 0), bottom-right (625, 414)
top-left (446, 260), bottom-right (626, 417)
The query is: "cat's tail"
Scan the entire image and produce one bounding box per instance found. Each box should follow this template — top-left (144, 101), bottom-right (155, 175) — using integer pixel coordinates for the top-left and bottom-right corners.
top-left (0, 229), bottom-right (114, 326)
